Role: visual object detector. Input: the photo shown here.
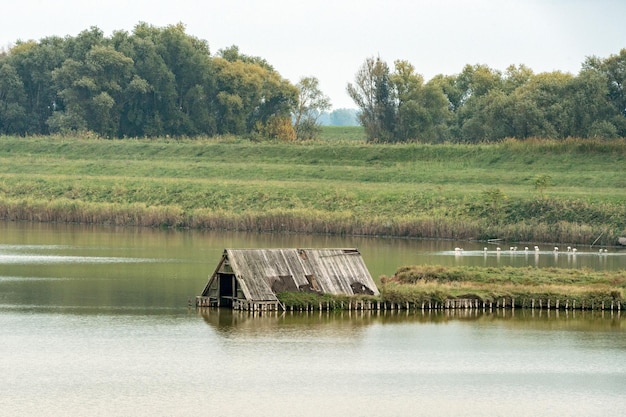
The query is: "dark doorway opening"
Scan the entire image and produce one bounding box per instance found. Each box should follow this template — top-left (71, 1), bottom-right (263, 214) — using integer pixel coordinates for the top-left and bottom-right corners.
top-left (218, 273), bottom-right (236, 307)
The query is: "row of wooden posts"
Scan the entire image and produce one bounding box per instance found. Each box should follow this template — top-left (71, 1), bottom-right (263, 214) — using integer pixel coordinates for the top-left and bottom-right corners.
top-left (280, 298), bottom-right (623, 312)
top-left (196, 296), bottom-right (623, 312)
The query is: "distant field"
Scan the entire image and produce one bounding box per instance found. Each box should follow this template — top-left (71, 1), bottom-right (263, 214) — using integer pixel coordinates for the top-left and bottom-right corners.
top-left (319, 126), bottom-right (365, 142)
top-left (0, 135), bottom-right (625, 245)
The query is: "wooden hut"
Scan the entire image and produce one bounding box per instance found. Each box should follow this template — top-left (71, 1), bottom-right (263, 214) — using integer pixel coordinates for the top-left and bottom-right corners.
top-left (196, 248), bottom-right (379, 311)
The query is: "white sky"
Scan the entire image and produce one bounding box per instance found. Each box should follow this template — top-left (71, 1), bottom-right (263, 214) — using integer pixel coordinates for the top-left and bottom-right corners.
top-left (2, 0), bottom-right (625, 109)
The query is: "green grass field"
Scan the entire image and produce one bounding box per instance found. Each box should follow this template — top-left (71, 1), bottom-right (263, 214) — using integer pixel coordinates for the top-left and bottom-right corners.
top-left (1, 130), bottom-right (625, 245)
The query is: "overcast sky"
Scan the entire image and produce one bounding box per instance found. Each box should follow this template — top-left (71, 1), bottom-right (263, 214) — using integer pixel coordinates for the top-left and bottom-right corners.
top-left (2, 0), bottom-right (625, 109)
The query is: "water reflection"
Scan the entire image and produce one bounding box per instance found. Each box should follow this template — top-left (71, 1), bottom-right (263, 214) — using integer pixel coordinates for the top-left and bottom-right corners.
top-left (198, 308), bottom-right (625, 334)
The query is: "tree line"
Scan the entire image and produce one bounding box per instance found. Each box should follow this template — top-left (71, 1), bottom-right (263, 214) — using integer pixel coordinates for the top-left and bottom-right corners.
top-left (0, 23), bottom-right (330, 140)
top-left (348, 51), bottom-right (626, 143)
top-left (1, 22), bottom-right (624, 142)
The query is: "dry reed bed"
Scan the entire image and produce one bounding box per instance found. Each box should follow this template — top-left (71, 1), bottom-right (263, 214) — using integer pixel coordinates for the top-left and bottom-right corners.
top-left (1, 197), bottom-right (621, 245)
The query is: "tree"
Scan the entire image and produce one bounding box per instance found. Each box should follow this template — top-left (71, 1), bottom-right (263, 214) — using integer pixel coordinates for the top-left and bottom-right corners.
top-left (347, 56), bottom-right (396, 142)
top-left (213, 57), bottom-right (265, 135)
top-left (48, 26), bottom-right (135, 136)
top-left (568, 68), bottom-right (615, 138)
top-left (514, 71), bottom-right (575, 139)
top-left (328, 108), bottom-right (358, 126)
top-left (348, 57), bottom-right (450, 143)
top-left (213, 47), bottom-right (297, 139)
top-left (503, 64), bottom-right (534, 93)
top-left (50, 43), bottom-right (134, 137)
top-left (391, 60), bottom-right (450, 142)
top-left (155, 23), bottom-right (214, 136)
top-left (218, 45), bottom-right (274, 70)
top-left (0, 63), bottom-right (28, 134)
top-left (292, 76), bottom-right (331, 140)
top-left (7, 37), bottom-right (67, 134)
top-left (250, 65), bottom-right (297, 138)
top-left (115, 24), bottom-right (179, 137)
top-left (582, 49), bottom-right (626, 137)
top-left (390, 60), bottom-right (423, 141)
top-left (533, 174), bottom-right (552, 198)
top-left (454, 64), bottom-right (504, 142)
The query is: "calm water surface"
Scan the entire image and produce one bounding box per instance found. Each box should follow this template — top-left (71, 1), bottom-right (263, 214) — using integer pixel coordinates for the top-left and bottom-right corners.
top-left (1, 222), bottom-right (625, 416)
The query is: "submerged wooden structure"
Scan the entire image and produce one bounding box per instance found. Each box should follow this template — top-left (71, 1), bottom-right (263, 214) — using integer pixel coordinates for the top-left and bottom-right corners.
top-left (196, 248), bottom-right (379, 311)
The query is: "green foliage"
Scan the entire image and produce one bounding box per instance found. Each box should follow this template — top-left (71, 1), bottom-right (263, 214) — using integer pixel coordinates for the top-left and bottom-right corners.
top-left (0, 23), bottom-right (298, 139)
top-left (482, 187), bottom-right (506, 222)
top-left (347, 57), bottom-right (397, 142)
top-left (346, 50), bottom-right (626, 143)
top-left (533, 174), bottom-right (552, 198)
top-left (0, 63), bottom-right (28, 134)
top-left (293, 76), bottom-right (331, 140)
top-left (2, 23), bottom-right (625, 143)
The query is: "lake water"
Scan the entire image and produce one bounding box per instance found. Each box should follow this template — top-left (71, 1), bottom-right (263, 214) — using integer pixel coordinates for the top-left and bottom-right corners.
top-left (1, 222), bottom-right (626, 416)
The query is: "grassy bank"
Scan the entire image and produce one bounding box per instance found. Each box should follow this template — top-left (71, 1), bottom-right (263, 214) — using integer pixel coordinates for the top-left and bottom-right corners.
top-left (380, 265), bottom-right (625, 309)
top-left (1, 133), bottom-right (625, 245)
top-left (274, 265), bottom-right (625, 311)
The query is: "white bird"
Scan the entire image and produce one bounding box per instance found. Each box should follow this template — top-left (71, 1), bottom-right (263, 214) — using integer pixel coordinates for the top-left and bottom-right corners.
top-left (567, 246), bottom-right (572, 252)
top-left (554, 247), bottom-right (559, 252)
top-left (572, 248), bottom-right (577, 253)
top-left (534, 246), bottom-right (539, 251)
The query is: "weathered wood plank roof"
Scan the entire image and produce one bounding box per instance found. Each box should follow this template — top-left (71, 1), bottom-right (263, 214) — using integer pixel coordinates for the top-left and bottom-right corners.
top-left (209, 248), bottom-right (378, 301)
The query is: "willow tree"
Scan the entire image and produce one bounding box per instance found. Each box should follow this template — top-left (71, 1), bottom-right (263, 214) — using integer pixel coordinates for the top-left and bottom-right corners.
top-left (293, 76), bottom-right (331, 140)
top-left (582, 48), bottom-right (626, 137)
top-left (391, 60), bottom-right (449, 142)
top-left (0, 63), bottom-right (28, 134)
top-left (347, 56), bottom-right (396, 142)
top-left (213, 47), bottom-right (297, 139)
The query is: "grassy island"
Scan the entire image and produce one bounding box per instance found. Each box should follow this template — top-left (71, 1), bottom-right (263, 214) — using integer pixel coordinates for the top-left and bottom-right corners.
top-left (273, 265), bottom-right (625, 311)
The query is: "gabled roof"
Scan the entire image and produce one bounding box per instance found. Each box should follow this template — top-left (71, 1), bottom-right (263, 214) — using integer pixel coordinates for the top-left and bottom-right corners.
top-left (203, 248), bottom-right (379, 301)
